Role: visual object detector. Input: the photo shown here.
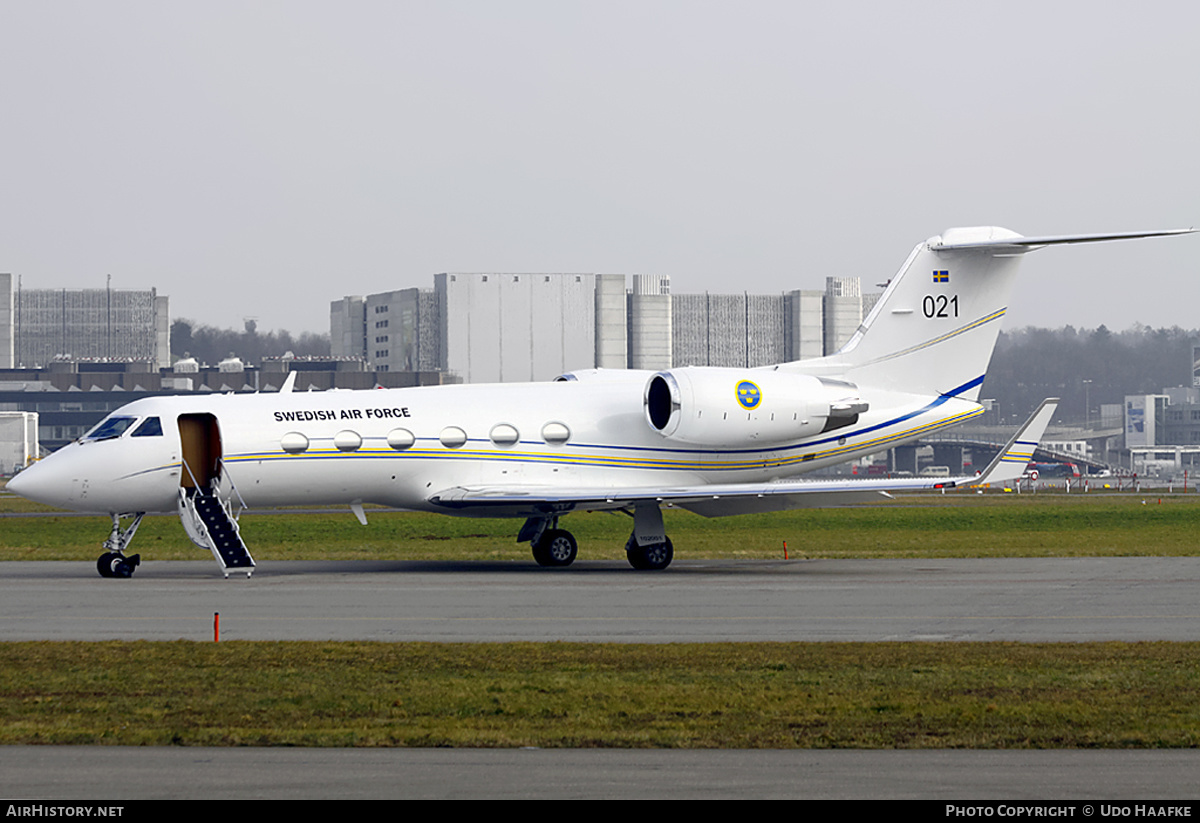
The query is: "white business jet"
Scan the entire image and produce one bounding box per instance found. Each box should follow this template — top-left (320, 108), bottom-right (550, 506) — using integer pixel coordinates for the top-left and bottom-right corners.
top-left (7, 227), bottom-right (1192, 577)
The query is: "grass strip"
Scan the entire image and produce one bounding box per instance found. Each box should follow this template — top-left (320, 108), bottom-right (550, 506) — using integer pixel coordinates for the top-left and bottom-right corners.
top-left (2, 641), bottom-right (1199, 748)
top-left (4, 492), bottom-right (1199, 561)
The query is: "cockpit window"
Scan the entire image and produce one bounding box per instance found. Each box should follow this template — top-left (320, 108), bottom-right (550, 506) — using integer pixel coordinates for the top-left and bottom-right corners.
top-left (131, 417), bottom-right (163, 438)
top-left (84, 416), bottom-right (138, 441)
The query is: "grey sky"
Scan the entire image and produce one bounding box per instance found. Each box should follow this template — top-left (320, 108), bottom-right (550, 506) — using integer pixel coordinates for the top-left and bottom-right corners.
top-left (3, 1), bottom-right (1197, 336)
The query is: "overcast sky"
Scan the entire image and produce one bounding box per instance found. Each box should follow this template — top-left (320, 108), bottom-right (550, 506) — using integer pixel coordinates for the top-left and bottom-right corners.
top-left (2, 1), bottom-right (1197, 336)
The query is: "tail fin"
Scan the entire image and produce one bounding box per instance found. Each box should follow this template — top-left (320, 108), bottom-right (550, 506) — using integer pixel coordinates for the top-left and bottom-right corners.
top-left (796, 227), bottom-right (1193, 402)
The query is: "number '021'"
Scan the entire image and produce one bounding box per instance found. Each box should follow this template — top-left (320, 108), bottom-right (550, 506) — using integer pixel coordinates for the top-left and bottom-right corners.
top-left (922, 294), bottom-right (958, 318)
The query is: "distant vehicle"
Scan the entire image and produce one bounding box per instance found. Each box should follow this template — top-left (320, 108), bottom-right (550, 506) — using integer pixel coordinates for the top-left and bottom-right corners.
top-left (1025, 461), bottom-right (1080, 479)
top-left (920, 466), bottom-right (952, 477)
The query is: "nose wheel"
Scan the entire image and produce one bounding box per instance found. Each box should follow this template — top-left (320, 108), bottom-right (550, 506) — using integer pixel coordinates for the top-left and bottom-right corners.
top-left (97, 552), bottom-right (141, 578)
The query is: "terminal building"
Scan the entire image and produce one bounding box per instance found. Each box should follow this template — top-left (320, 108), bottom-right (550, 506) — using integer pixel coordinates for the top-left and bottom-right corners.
top-left (1125, 386), bottom-right (1200, 475)
top-left (332, 274), bottom-right (880, 383)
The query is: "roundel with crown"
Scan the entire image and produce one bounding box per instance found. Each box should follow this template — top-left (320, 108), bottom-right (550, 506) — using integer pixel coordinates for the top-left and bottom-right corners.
top-left (736, 380), bottom-right (762, 410)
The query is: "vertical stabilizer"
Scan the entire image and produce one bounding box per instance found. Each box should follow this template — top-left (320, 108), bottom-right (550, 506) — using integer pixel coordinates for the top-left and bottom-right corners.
top-left (831, 226), bottom-right (1025, 400)
top-left (790, 227), bottom-right (1192, 402)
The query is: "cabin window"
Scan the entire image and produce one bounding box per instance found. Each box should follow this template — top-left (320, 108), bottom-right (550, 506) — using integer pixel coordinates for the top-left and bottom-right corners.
top-left (280, 432), bottom-right (309, 454)
top-left (84, 416), bottom-right (137, 441)
top-left (489, 423), bottom-right (519, 446)
top-left (439, 426), bottom-right (468, 448)
top-left (334, 430), bottom-right (363, 451)
top-left (387, 428), bottom-right (415, 449)
top-left (131, 417), bottom-right (163, 438)
top-left (541, 421), bottom-right (570, 444)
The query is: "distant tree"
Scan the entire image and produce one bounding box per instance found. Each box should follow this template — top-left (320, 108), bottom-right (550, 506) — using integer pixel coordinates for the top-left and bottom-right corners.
top-left (983, 325), bottom-right (1198, 424)
top-left (169, 319), bottom-right (330, 366)
top-left (170, 319), bottom-right (194, 360)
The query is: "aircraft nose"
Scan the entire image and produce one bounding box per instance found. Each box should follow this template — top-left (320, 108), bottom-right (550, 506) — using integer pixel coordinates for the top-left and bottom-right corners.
top-left (5, 457), bottom-right (69, 507)
top-left (6, 466), bottom-right (33, 497)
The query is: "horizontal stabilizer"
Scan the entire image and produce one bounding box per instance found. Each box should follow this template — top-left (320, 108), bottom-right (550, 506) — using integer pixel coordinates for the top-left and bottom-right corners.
top-left (932, 228), bottom-right (1194, 252)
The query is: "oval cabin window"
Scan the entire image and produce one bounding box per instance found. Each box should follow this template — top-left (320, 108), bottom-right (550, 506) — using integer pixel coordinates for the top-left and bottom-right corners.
top-left (490, 423), bottom-right (519, 446)
top-left (334, 430), bottom-right (362, 451)
top-left (280, 432), bottom-right (309, 454)
top-left (387, 428), bottom-right (415, 449)
top-left (439, 426), bottom-right (468, 448)
top-left (541, 422), bottom-right (570, 444)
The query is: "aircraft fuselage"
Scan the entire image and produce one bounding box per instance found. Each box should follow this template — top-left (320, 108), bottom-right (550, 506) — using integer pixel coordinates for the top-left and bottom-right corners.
top-left (13, 371), bottom-right (979, 516)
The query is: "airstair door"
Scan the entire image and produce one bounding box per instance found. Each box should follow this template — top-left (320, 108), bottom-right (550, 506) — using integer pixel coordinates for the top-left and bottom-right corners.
top-left (178, 413), bottom-right (222, 491)
top-left (176, 413), bottom-right (255, 577)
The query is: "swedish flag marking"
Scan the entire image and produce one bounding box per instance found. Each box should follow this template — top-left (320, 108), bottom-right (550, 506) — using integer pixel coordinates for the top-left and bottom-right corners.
top-left (933, 270), bottom-right (950, 283)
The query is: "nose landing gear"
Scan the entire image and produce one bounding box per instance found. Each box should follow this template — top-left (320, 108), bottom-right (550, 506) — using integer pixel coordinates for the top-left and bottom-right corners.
top-left (96, 512), bottom-right (146, 579)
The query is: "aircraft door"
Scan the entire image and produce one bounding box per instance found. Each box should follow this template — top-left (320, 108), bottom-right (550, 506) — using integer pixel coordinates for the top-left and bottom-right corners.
top-left (178, 413), bottom-right (223, 491)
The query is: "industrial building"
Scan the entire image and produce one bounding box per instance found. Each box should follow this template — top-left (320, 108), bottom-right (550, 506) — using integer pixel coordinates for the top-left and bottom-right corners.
top-left (1125, 386), bottom-right (1200, 475)
top-left (332, 274), bottom-right (880, 382)
top-left (0, 273), bottom-right (171, 369)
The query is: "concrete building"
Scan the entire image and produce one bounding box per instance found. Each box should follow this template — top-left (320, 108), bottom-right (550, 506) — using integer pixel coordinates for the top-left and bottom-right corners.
top-left (823, 276), bottom-right (863, 356)
top-left (0, 274), bottom-right (13, 369)
top-left (330, 295), bottom-right (365, 362)
top-left (1158, 387), bottom-right (1200, 447)
top-left (368, 288), bottom-right (440, 373)
top-left (437, 273), bottom-right (597, 383)
top-left (332, 289), bottom-right (440, 373)
top-left (1125, 388), bottom-right (1200, 475)
top-left (332, 271), bottom-right (878, 382)
top-left (594, 275), bottom-right (628, 369)
top-left (787, 289), bottom-right (825, 362)
top-left (628, 274), bottom-right (672, 371)
top-left (2, 275), bottom-right (170, 369)
top-left (671, 292), bottom-right (793, 368)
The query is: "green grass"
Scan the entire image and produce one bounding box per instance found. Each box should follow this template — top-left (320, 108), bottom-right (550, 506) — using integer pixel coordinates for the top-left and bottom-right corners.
top-left (2, 489), bottom-right (1199, 561)
top-left (2, 641), bottom-right (1198, 748)
top-left (4, 487), bottom-right (1199, 750)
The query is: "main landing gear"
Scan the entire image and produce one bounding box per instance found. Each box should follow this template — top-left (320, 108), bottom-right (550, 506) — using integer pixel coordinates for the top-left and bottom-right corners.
top-left (531, 528), bottom-right (578, 567)
top-left (625, 534), bottom-right (674, 570)
top-left (96, 512), bottom-right (144, 579)
top-left (521, 505), bottom-right (676, 570)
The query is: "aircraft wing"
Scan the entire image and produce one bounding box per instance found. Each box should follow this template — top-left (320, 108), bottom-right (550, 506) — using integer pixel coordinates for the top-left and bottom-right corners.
top-left (428, 399), bottom-right (1058, 518)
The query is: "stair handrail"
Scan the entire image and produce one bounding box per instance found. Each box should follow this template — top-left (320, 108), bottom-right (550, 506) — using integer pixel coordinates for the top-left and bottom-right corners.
top-left (216, 457), bottom-right (248, 519)
top-left (175, 461), bottom-right (213, 550)
top-left (179, 456), bottom-right (202, 493)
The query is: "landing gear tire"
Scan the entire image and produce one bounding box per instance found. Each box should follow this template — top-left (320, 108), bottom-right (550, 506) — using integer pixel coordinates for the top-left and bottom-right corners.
top-left (625, 534), bottom-right (674, 571)
top-left (532, 529), bottom-right (578, 567)
top-left (96, 552), bottom-right (140, 579)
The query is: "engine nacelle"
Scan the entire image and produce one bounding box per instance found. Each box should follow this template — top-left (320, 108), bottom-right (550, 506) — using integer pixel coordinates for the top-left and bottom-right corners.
top-left (643, 368), bottom-right (867, 447)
